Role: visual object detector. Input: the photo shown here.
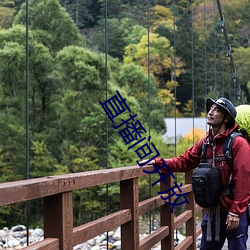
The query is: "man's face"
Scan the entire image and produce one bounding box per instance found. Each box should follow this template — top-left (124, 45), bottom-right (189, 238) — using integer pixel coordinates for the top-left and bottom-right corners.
top-left (207, 104), bottom-right (226, 127)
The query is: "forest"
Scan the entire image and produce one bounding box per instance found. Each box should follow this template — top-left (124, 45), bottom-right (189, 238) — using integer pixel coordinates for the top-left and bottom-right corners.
top-left (0, 0), bottom-right (249, 227)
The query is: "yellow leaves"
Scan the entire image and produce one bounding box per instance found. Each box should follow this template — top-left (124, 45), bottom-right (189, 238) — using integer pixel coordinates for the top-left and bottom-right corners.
top-left (166, 80), bottom-right (179, 90)
top-left (124, 32), bottom-right (174, 75)
top-left (200, 112), bottom-right (207, 118)
top-left (0, 7), bottom-right (15, 29)
top-left (184, 128), bottom-right (205, 142)
top-left (176, 128), bottom-right (205, 155)
top-left (149, 5), bottom-right (174, 32)
top-left (158, 88), bottom-right (175, 105)
top-left (183, 99), bottom-right (193, 115)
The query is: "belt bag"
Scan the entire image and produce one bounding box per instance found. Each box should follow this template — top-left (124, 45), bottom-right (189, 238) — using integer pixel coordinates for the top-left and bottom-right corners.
top-left (192, 163), bottom-right (221, 208)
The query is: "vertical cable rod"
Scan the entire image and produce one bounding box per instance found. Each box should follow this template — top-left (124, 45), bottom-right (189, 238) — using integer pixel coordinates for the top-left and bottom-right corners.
top-left (76, 0), bottom-right (79, 27)
top-left (147, 0), bottom-right (152, 234)
top-left (173, 1), bottom-right (177, 157)
top-left (215, 0), bottom-right (242, 103)
top-left (104, 0), bottom-right (109, 248)
top-left (203, 0), bottom-right (207, 98)
top-left (25, 0), bottom-right (30, 245)
top-left (191, 0), bottom-right (195, 145)
top-left (213, 0), bottom-right (217, 95)
top-left (172, 0), bottom-right (179, 245)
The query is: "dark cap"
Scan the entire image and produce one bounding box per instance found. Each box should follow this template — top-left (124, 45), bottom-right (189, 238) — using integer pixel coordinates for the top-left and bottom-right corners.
top-left (206, 97), bottom-right (237, 119)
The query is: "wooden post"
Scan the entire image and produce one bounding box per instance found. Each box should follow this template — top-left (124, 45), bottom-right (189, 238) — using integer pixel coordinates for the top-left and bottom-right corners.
top-left (160, 174), bottom-right (174, 250)
top-left (185, 171), bottom-right (196, 250)
top-left (120, 178), bottom-right (139, 250)
top-left (44, 192), bottom-right (73, 250)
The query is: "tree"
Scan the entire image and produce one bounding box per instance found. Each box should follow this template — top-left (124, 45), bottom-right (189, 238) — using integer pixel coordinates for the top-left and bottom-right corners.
top-left (14, 0), bottom-right (84, 52)
top-left (0, 25), bottom-right (56, 132)
top-left (0, 6), bottom-right (15, 29)
top-left (234, 46), bottom-right (250, 102)
top-left (116, 62), bottom-right (166, 132)
top-left (149, 5), bottom-right (174, 33)
top-left (124, 32), bottom-right (185, 88)
top-left (61, 0), bottom-right (101, 29)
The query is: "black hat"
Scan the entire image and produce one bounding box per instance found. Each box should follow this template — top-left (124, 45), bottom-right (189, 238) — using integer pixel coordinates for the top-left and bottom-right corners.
top-left (206, 97), bottom-right (237, 119)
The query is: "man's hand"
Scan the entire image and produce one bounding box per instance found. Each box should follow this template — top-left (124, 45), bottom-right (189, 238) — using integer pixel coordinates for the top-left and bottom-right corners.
top-left (137, 159), bottom-right (155, 166)
top-left (226, 213), bottom-right (240, 230)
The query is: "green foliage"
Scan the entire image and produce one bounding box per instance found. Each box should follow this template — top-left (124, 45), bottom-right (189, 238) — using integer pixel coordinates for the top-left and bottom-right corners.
top-left (30, 141), bottom-right (57, 177)
top-left (0, 7), bottom-right (15, 29)
top-left (115, 63), bottom-right (166, 132)
top-left (234, 46), bottom-right (250, 101)
top-left (14, 0), bottom-right (85, 52)
top-left (61, 0), bottom-right (101, 29)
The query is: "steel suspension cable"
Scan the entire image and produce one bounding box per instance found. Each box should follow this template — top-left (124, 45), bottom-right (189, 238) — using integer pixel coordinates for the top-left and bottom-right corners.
top-left (147, 0), bottom-right (152, 234)
top-left (104, 0), bottom-right (109, 248)
top-left (25, 0), bottom-right (30, 245)
top-left (191, 0), bottom-right (195, 145)
top-left (203, 0), bottom-right (207, 98)
top-left (172, 0), bottom-right (179, 245)
top-left (213, 0), bottom-right (217, 94)
top-left (173, 0), bottom-right (177, 159)
top-left (216, 0), bottom-right (242, 104)
top-left (218, 34), bottom-right (225, 96)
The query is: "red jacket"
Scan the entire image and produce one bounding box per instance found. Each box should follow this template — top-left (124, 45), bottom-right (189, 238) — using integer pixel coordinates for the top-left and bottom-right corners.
top-left (155, 124), bottom-right (250, 216)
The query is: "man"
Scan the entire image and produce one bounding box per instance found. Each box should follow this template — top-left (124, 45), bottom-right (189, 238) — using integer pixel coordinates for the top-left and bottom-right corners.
top-left (140, 97), bottom-right (250, 250)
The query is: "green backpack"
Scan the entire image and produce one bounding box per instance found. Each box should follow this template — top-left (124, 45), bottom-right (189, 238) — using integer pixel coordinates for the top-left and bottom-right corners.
top-left (235, 105), bottom-right (250, 142)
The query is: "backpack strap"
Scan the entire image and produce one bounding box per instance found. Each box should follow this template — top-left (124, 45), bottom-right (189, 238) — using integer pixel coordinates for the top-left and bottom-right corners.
top-left (223, 131), bottom-right (242, 169)
top-left (223, 132), bottom-right (242, 200)
top-left (200, 142), bottom-right (208, 162)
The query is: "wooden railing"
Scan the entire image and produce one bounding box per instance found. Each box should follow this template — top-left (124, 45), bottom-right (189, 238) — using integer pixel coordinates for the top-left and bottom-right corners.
top-left (0, 164), bottom-right (203, 250)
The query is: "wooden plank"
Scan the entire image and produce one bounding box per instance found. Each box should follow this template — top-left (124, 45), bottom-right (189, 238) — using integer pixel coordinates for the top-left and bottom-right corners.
top-left (73, 209), bottom-right (131, 245)
top-left (57, 165), bottom-right (152, 192)
top-left (196, 225), bottom-right (202, 237)
top-left (174, 210), bottom-right (192, 229)
top-left (160, 175), bottom-right (175, 250)
top-left (0, 165), bottom-right (154, 207)
top-left (139, 194), bottom-right (164, 215)
top-left (195, 204), bottom-right (203, 213)
top-left (140, 226), bottom-right (169, 250)
top-left (120, 178), bottom-right (140, 250)
top-left (175, 236), bottom-right (193, 250)
top-left (44, 192), bottom-right (73, 250)
top-left (185, 172), bottom-right (196, 250)
top-left (0, 177), bottom-right (59, 206)
top-left (22, 238), bottom-right (59, 250)
top-left (139, 184), bottom-right (190, 216)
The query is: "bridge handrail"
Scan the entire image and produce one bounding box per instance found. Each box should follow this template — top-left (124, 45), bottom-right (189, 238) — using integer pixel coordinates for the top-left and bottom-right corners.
top-left (0, 165), bottom-right (203, 250)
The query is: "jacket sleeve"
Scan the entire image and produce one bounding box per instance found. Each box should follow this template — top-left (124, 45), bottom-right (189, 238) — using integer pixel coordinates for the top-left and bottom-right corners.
top-left (229, 136), bottom-right (250, 215)
top-left (154, 139), bottom-right (203, 174)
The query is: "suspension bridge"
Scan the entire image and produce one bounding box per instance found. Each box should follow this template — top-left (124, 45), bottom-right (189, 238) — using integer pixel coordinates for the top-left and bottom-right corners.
top-left (0, 0), bottom-right (248, 249)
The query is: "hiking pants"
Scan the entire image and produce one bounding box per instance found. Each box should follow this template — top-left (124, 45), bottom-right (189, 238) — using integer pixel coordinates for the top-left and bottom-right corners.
top-left (200, 210), bottom-right (248, 250)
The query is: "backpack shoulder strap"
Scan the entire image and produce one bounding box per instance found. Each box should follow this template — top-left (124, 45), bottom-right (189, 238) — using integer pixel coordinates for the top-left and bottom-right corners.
top-left (223, 132), bottom-right (242, 169)
top-left (200, 141), bottom-right (208, 162)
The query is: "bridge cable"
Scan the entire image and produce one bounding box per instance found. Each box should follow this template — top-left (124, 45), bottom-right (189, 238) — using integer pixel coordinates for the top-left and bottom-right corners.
top-left (203, 0), bottom-right (207, 98)
top-left (104, 0), bottom-right (110, 248)
top-left (213, 0), bottom-right (218, 96)
top-left (219, 27), bottom-right (225, 96)
top-left (172, 0), bottom-right (179, 245)
top-left (215, 0), bottom-right (242, 104)
top-left (191, 1), bottom-right (195, 144)
top-left (25, 0), bottom-right (30, 245)
top-left (147, 0), bottom-right (152, 234)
